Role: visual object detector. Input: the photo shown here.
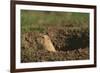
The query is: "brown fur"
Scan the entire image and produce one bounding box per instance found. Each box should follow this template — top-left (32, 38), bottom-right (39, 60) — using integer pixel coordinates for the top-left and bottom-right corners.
top-left (38, 34), bottom-right (56, 52)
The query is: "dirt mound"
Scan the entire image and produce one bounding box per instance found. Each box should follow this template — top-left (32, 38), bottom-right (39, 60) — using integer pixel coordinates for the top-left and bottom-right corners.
top-left (21, 27), bottom-right (89, 62)
top-left (47, 27), bottom-right (89, 51)
top-left (21, 48), bottom-right (89, 62)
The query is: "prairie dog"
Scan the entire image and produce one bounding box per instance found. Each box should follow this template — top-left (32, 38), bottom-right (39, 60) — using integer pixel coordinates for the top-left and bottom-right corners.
top-left (39, 34), bottom-right (56, 52)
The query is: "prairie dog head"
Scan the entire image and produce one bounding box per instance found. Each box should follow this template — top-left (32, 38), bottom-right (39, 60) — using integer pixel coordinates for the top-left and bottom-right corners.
top-left (42, 35), bottom-right (50, 40)
top-left (37, 34), bottom-right (56, 52)
top-left (38, 34), bottom-right (51, 45)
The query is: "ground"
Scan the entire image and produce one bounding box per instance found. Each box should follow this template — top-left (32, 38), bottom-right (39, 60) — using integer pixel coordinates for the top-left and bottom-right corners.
top-left (21, 10), bottom-right (89, 63)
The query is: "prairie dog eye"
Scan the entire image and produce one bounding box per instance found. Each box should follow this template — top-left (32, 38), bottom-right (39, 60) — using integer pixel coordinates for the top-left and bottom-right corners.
top-left (39, 34), bottom-right (44, 38)
top-left (41, 36), bottom-right (44, 39)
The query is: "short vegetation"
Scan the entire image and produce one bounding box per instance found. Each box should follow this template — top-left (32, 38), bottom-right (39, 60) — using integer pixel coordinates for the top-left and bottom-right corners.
top-left (21, 10), bottom-right (89, 62)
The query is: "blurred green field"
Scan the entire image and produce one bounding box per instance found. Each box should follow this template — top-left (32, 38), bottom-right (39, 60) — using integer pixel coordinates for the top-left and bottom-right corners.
top-left (21, 10), bottom-right (89, 33)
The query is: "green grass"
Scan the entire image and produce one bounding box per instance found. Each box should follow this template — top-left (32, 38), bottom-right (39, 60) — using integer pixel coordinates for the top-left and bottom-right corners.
top-left (21, 10), bottom-right (89, 32)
